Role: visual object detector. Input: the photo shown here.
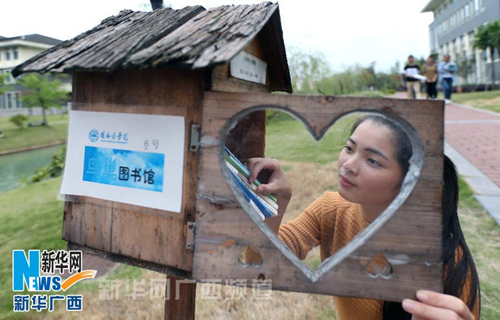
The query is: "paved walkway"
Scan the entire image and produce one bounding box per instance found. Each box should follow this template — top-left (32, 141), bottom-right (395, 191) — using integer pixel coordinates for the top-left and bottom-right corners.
top-left (392, 92), bottom-right (500, 225)
top-left (444, 104), bottom-right (500, 187)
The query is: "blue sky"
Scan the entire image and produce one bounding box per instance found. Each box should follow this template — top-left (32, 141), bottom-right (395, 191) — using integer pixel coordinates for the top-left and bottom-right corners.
top-left (0, 0), bottom-right (434, 72)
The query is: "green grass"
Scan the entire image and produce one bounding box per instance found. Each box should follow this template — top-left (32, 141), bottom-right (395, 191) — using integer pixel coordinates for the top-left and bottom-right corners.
top-left (0, 177), bottom-right (66, 319)
top-left (456, 177), bottom-right (500, 319)
top-left (0, 114), bottom-right (68, 153)
top-left (451, 91), bottom-right (500, 103)
top-left (0, 114), bottom-right (68, 131)
top-left (441, 91), bottom-right (500, 113)
top-left (0, 177), bottom-right (144, 320)
top-left (458, 176), bottom-right (483, 210)
top-left (0, 123), bottom-right (67, 153)
top-left (265, 114), bottom-right (359, 164)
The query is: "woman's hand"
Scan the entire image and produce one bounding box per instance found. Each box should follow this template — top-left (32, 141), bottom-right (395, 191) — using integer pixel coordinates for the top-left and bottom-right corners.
top-left (402, 290), bottom-right (474, 320)
top-left (246, 158), bottom-right (292, 200)
top-left (246, 158), bottom-right (292, 233)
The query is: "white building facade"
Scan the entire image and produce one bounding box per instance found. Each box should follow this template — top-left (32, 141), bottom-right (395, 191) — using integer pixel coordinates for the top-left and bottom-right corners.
top-left (0, 34), bottom-right (66, 116)
top-left (423, 0), bottom-right (500, 85)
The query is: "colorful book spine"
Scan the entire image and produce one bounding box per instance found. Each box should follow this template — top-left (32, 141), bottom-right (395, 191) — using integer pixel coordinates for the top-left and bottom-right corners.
top-left (230, 169), bottom-right (275, 219)
top-left (224, 147), bottom-right (278, 203)
top-left (225, 163), bottom-right (278, 211)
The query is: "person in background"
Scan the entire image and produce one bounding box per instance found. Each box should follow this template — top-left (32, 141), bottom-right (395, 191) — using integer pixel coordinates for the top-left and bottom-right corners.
top-left (403, 55), bottom-right (421, 99)
top-left (438, 54), bottom-right (457, 103)
top-left (423, 55), bottom-right (438, 99)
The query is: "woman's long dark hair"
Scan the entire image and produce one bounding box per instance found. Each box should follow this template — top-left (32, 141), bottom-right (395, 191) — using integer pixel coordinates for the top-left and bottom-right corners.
top-left (351, 115), bottom-right (480, 319)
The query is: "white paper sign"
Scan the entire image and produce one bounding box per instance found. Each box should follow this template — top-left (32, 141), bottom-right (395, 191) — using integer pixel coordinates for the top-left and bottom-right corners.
top-left (60, 110), bottom-right (185, 212)
top-left (230, 51), bottom-right (267, 84)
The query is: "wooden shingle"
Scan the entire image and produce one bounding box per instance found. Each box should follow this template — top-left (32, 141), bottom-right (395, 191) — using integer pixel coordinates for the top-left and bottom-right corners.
top-left (12, 2), bottom-right (291, 92)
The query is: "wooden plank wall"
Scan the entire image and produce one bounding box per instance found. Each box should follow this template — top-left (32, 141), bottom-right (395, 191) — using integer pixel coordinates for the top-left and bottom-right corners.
top-left (63, 68), bottom-right (205, 272)
top-left (213, 34), bottom-right (271, 159)
top-left (211, 31), bottom-right (272, 93)
top-left (193, 92), bottom-right (445, 302)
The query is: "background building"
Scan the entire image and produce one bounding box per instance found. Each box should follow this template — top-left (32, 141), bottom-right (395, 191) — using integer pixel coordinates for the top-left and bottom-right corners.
top-left (423, 0), bottom-right (500, 85)
top-left (0, 34), bottom-right (70, 117)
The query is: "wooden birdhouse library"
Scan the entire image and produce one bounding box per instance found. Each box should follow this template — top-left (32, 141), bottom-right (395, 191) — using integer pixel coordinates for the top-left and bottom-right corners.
top-left (13, 2), bottom-right (446, 319)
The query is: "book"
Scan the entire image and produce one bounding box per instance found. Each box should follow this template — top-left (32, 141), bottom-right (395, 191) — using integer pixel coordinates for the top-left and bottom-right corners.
top-left (224, 147), bottom-right (278, 203)
top-left (224, 147), bottom-right (279, 220)
top-left (230, 171), bottom-right (276, 218)
top-left (226, 164), bottom-right (278, 213)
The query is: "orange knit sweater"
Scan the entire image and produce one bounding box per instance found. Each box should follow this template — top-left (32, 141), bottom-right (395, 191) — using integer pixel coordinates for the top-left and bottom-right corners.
top-left (277, 191), bottom-right (479, 320)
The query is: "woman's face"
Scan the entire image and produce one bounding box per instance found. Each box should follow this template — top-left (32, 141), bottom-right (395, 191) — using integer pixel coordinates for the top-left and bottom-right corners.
top-left (337, 120), bottom-right (404, 210)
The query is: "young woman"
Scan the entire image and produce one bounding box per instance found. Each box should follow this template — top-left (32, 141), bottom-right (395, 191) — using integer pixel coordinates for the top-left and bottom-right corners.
top-left (246, 114), bottom-right (480, 320)
top-left (424, 55), bottom-right (439, 99)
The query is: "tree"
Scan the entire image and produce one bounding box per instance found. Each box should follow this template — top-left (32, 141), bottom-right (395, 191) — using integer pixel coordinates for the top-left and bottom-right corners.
top-left (9, 114), bottom-right (28, 129)
top-left (474, 20), bottom-right (500, 89)
top-left (288, 47), bottom-right (332, 94)
top-left (17, 73), bottom-right (69, 125)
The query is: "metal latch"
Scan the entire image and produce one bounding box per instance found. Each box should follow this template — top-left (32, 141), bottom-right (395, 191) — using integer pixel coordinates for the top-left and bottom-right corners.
top-left (189, 124), bottom-right (201, 152)
top-left (186, 222), bottom-right (195, 251)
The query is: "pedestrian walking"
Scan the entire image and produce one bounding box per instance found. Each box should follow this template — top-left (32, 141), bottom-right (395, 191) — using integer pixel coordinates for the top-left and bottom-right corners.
top-left (423, 55), bottom-right (438, 99)
top-left (403, 55), bottom-right (421, 99)
top-left (438, 54), bottom-right (457, 103)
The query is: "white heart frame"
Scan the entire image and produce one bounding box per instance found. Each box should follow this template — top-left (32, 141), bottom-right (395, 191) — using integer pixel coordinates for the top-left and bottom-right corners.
top-left (193, 91), bottom-right (444, 302)
top-left (220, 106), bottom-right (424, 283)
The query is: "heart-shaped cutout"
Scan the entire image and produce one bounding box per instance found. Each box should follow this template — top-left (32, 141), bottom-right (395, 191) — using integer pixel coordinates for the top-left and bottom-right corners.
top-left (360, 253), bottom-right (394, 279)
top-left (220, 108), bottom-right (423, 282)
top-left (239, 244), bottom-right (264, 268)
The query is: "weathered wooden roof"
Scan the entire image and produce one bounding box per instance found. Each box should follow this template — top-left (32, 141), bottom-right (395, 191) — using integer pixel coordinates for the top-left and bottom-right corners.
top-left (12, 2), bottom-right (291, 92)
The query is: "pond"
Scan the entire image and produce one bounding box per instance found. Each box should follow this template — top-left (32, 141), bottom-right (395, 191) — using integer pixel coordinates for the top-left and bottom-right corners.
top-left (0, 145), bottom-right (64, 193)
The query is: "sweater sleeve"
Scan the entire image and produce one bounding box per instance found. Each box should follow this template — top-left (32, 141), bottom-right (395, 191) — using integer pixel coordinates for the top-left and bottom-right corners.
top-left (277, 194), bottom-right (328, 260)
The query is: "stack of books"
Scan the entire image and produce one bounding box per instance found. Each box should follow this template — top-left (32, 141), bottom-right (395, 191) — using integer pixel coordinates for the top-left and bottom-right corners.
top-left (224, 147), bottom-right (279, 220)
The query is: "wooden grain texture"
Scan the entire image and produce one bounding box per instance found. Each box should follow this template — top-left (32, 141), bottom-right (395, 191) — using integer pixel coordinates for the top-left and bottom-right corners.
top-left (211, 32), bottom-right (269, 171)
top-left (193, 91), bottom-right (444, 302)
top-left (211, 33), bottom-right (271, 93)
top-left (67, 242), bottom-right (190, 278)
top-left (11, 3), bottom-right (291, 93)
top-left (164, 276), bottom-right (196, 320)
top-left (62, 68), bottom-right (205, 272)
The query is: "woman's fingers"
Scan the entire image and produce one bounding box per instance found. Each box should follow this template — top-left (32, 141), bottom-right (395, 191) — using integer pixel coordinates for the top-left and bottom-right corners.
top-left (256, 179), bottom-right (278, 194)
top-left (416, 291), bottom-right (473, 320)
top-left (245, 157), bottom-right (292, 201)
top-left (402, 290), bottom-right (474, 320)
top-left (403, 299), bottom-right (458, 320)
top-left (245, 158), bottom-right (257, 173)
top-left (248, 158), bottom-right (278, 183)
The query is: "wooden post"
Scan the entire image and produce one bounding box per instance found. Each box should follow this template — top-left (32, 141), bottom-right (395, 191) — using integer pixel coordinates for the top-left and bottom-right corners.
top-left (165, 276), bottom-right (196, 320)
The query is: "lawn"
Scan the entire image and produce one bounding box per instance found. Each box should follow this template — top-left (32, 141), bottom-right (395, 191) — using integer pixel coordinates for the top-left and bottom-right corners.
top-left (0, 123), bottom-right (67, 153)
top-left (0, 177), bottom-right (146, 320)
top-left (445, 90), bottom-right (500, 113)
top-left (0, 112), bottom-right (498, 319)
top-left (265, 112), bottom-right (359, 165)
top-left (0, 114), bottom-right (68, 131)
top-left (0, 114), bottom-right (68, 153)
